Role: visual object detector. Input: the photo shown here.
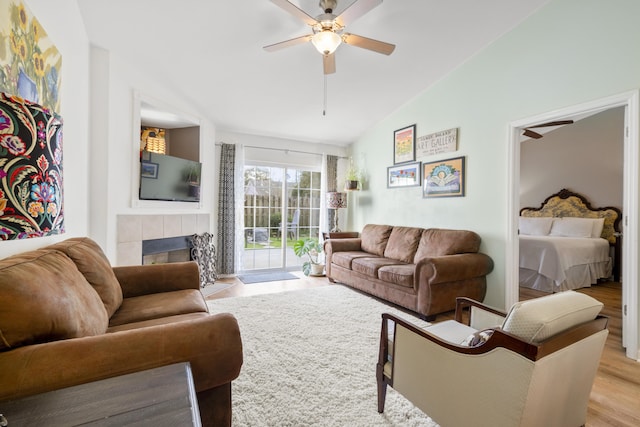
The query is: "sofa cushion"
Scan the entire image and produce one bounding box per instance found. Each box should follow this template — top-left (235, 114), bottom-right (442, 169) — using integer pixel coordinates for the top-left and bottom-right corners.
top-left (108, 289), bottom-right (208, 327)
top-left (425, 320), bottom-right (477, 344)
top-left (0, 249), bottom-right (108, 351)
top-left (414, 228), bottom-right (481, 262)
top-left (360, 224), bottom-right (393, 256)
top-left (49, 237), bottom-right (123, 317)
top-left (377, 264), bottom-right (415, 288)
top-left (331, 251), bottom-right (372, 270)
top-left (107, 312), bottom-right (210, 333)
top-left (49, 237), bottom-right (122, 317)
top-left (352, 257), bottom-right (404, 277)
top-left (502, 291), bottom-right (603, 343)
top-left (383, 226), bottom-right (423, 263)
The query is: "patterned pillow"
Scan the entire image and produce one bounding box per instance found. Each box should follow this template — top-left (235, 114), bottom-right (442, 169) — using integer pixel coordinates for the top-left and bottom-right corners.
top-left (461, 329), bottom-right (495, 347)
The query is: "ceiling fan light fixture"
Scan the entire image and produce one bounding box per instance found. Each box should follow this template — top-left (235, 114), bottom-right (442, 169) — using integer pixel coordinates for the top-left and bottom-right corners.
top-left (312, 30), bottom-right (342, 55)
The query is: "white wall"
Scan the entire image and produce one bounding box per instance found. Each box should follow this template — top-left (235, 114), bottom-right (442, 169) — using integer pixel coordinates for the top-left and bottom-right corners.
top-left (520, 107), bottom-right (625, 209)
top-left (349, 0), bottom-right (640, 310)
top-left (218, 131), bottom-right (347, 166)
top-left (0, 0), bottom-right (91, 259)
top-left (88, 49), bottom-right (217, 262)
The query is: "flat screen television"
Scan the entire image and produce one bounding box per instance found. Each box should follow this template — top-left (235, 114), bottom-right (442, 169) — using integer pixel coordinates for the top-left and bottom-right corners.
top-left (140, 151), bottom-right (202, 202)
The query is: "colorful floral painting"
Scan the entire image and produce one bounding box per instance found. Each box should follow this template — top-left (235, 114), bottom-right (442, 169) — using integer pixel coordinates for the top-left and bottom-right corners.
top-left (0, 92), bottom-right (63, 239)
top-left (0, 0), bottom-right (62, 112)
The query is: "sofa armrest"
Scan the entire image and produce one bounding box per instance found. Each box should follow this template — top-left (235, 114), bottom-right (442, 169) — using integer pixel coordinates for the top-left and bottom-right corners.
top-left (324, 238), bottom-right (362, 254)
top-left (415, 253), bottom-right (494, 285)
top-left (324, 238), bottom-right (363, 279)
top-left (0, 313), bottom-right (242, 401)
top-left (113, 261), bottom-right (200, 298)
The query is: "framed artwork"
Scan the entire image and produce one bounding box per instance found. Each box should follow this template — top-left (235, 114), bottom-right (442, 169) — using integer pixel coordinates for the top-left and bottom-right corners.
top-left (422, 156), bottom-right (465, 198)
top-left (393, 124), bottom-right (416, 164)
top-left (387, 162), bottom-right (421, 188)
top-left (0, 0), bottom-right (62, 112)
top-left (141, 161), bottom-right (159, 179)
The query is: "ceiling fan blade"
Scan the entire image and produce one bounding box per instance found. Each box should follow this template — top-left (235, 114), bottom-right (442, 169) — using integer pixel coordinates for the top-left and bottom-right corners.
top-left (335, 0), bottom-right (383, 27)
top-left (269, 0), bottom-right (318, 26)
top-left (323, 53), bottom-right (336, 75)
top-left (342, 33), bottom-right (395, 55)
top-left (263, 34), bottom-right (313, 52)
top-left (527, 120), bottom-right (574, 129)
top-left (523, 129), bottom-right (543, 139)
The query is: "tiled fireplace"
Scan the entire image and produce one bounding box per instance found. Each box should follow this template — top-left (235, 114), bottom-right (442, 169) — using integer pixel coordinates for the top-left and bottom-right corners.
top-left (117, 214), bottom-right (210, 266)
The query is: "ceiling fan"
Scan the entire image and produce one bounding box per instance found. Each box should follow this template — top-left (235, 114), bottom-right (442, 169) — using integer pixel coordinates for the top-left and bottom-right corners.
top-left (522, 120), bottom-right (574, 139)
top-left (263, 0), bottom-right (395, 75)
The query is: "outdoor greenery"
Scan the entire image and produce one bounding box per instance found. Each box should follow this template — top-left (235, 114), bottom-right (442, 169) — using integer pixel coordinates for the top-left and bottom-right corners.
top-left (244, 236), bottom-right (296, 250)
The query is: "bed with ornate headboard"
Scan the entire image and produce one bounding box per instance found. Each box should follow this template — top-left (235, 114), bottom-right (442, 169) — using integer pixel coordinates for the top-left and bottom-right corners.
top-left (519, 188), bottom-right (621, 293)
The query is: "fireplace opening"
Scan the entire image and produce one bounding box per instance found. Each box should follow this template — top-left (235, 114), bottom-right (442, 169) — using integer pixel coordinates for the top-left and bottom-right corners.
top-left (142, 236), bottom-right (192, 265)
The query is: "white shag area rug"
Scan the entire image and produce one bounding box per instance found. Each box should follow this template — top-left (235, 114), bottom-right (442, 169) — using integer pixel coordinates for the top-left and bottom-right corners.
top-left (207, 285), bottom-right (439, 427)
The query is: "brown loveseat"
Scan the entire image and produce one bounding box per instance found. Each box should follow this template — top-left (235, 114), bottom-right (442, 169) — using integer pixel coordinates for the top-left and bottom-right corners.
top-left (325, 224), bottom-right (494, 319)
top-left (0, 237), bottom-right (242, 426)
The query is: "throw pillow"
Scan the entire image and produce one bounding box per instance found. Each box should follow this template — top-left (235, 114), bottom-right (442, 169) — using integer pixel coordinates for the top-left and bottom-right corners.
top-left (519, 217), bottom-right (553, 236)
top-left (549, 217), bottom-right (594, 238)
top-left (461, 329), bottom-right (495, 347)
top-left (0, 249), bottom-right (108, 351)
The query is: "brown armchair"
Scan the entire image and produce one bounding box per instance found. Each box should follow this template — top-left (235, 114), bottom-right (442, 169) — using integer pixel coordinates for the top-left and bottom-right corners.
top-left (377, 291), bottom-right (608, 427)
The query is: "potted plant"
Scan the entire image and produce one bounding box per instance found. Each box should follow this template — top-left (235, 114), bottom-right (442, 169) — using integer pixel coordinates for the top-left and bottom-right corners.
top-left (344, 157), bottom-right (361, 191)
top-left (293, 238), bottom-right (325, 276)
top-left (183, 165), bottom-right (201, 198)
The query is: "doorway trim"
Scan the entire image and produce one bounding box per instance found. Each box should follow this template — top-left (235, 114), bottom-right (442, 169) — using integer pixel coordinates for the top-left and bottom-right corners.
top-left (507, 90), bottom-right (639, 360)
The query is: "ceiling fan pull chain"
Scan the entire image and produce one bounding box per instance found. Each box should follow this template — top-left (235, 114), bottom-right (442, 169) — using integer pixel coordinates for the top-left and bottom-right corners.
top-left (323, 75), bottom-right (328, 116)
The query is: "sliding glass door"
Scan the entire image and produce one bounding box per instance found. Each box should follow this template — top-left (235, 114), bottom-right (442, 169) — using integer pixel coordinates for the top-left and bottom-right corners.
top-left (243, 165), bottom-right (321, 271)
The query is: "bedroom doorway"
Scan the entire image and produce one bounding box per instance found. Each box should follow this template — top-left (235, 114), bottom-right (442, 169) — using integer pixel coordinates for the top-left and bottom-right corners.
top-left (507, 90), bottom-right (639, 360)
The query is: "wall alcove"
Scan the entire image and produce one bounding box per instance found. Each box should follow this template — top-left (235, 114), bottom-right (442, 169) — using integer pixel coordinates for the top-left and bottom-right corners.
top-left (131, 93), bottom-right (203, 207)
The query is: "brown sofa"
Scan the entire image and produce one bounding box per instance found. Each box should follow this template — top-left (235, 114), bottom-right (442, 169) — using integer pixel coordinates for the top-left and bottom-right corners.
top-left (324, 224), bottom-right (494, 319)
top-left (0, 237), bottom-right (242, 426)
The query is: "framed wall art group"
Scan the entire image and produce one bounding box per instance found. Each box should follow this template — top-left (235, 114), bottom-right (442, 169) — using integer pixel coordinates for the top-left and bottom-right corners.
top-left (388, 123), bottom-right (466, 197)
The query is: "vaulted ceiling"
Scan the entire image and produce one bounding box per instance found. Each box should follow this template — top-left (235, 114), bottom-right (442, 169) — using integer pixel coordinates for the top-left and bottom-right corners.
top-left (77, 0), bottom-right (550, 146)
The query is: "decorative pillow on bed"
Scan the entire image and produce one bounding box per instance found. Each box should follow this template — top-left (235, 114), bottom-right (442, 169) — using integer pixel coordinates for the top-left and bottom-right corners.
top-left (519, 217), bottom-right (553, 236)
top-left (549, 217), bottom-right (603, 238)
top-left (461, 329), bottom-right (495, 347)
top-left (590, 217), bottom-right (605, 238)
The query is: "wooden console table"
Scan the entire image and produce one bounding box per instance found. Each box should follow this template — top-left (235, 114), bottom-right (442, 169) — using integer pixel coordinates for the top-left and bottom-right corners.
top-left (0, 362), bottom-right (201, 426)
top-left (323, 231), bottom-right (359, 240)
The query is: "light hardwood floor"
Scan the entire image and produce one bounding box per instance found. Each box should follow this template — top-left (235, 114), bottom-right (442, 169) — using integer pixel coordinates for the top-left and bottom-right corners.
top-left (207, 276), bottom-right (640, 426)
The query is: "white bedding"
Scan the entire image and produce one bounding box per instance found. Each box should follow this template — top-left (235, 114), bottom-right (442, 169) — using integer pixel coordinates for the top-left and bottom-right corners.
top-left (519, 235), bottom-right (612, 292)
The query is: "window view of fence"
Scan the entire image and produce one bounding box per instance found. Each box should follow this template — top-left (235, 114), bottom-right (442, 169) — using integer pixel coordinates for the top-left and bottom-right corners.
top-left (243, 165), bottom-right (321, 271)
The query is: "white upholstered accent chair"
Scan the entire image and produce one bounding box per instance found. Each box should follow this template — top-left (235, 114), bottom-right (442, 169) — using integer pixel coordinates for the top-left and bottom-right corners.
top-left (377, 291), bottom-right (608, 427)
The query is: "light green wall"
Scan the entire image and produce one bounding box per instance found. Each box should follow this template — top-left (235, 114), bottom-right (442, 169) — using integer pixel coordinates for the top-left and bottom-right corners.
top-left (349, 0), bottom-right (640, 308)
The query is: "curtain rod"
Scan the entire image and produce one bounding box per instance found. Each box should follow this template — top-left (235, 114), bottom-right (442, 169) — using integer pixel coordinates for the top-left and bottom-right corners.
top-left (215, 142), bottom-right (347, 159)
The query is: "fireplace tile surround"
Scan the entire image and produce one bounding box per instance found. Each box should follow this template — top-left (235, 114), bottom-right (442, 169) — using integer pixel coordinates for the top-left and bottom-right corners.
top-left (117, 214), bottom-right (210, 266)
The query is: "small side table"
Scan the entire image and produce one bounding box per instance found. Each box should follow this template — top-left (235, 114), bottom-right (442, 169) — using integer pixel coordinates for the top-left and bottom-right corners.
top-left (323, 231), bottom-right (359, 240)
top-left (0, 362), bottom-right (201, 426)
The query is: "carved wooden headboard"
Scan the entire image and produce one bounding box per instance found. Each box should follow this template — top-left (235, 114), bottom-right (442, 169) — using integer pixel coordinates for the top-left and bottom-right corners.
top-left (520, 188), bottom-right (622, 245)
